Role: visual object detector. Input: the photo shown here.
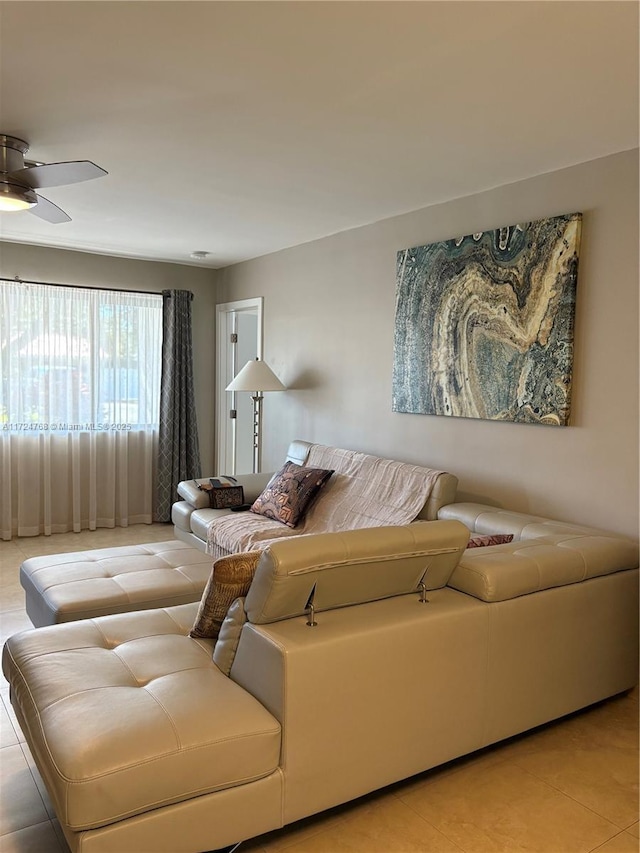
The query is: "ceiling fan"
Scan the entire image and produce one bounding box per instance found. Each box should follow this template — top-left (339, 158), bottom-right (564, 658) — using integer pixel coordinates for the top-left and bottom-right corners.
top-left (0, 134), bottom-right (107, 223)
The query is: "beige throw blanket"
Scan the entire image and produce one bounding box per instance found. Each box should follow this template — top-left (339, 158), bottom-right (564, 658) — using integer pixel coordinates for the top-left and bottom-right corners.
top-left (207, 444), bottom-right (444, 556)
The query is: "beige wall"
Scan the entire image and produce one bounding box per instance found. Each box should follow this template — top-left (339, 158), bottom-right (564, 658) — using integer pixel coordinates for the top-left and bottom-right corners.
top-left (0, 243), bottom-right (218, 473)
top-left (217, 151), bottom-right (639, 539)
top-left (2, 151), bottom-right (637, 537)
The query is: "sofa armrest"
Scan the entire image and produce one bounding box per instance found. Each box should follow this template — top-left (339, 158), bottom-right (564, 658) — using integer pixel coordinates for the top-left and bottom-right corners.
top-left (449, 534), bottom-right (639, 602)
top-left (177, 472), bottom-right (274, 509)
top-left (415, 472), bottom-right (458, 521)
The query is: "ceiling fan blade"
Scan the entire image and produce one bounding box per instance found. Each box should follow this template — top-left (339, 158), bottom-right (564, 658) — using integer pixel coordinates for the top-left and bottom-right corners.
top-left (6, 160), bottom-right (107, 189)
top-left (29, 193), bottom-right (71, 224)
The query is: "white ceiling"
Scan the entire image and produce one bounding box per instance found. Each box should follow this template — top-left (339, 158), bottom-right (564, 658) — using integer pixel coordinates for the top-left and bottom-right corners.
top-left (0, 1), bottom-right (637, 269)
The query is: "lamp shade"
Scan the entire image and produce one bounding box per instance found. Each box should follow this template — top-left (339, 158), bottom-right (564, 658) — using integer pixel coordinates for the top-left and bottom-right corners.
top-left (226, 358), bottom-right (286, 393)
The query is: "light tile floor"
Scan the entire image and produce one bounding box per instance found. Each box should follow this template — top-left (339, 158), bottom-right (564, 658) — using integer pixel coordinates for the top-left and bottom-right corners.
top-left (0, 526), bottom-right (638, 853)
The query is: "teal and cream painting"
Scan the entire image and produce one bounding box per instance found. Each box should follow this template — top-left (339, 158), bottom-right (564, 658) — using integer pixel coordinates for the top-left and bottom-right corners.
top-left (393, 212), bottom-right (582, 426)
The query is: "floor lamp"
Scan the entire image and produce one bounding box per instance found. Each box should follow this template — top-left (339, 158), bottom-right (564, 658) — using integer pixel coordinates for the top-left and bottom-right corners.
top-left (226, 358), bottom-right (286, 473)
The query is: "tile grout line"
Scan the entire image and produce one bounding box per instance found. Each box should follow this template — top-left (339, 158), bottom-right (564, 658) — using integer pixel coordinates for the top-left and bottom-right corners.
top-left (507, 756), bottom-right (634, 837)
top-left (587, 827), bottom-right (638, 853)
top-left (0, 817), bottom-right (66, 850)
top-left (392, 793), bottom-right (469, 853)
top-left (1, 690), bottom-right (24, 745)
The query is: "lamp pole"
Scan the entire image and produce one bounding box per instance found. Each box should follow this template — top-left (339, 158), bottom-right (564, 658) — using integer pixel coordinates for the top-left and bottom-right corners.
top-left (251, 392), bottom-right (262, 474)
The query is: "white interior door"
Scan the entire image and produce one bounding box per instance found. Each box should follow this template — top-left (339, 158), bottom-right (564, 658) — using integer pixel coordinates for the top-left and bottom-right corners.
top-left (216, 298), bottom-right (262, 475)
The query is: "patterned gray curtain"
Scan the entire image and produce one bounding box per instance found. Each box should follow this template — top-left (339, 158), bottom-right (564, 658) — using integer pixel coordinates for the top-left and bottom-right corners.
top-left (154, 289), bottom-right (202, 522)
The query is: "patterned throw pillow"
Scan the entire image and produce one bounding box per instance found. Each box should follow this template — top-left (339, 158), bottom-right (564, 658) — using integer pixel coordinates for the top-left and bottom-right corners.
top-left (250, 461), bottom-right (334, 528)
top-left (467, 533), bottom-right (514, 548)
top-left (190, 552), bottom-right (261, 639)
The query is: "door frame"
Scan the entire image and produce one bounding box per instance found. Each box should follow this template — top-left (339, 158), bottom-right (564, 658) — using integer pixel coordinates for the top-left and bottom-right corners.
top-left (215, 297), bottom-right (263, 474)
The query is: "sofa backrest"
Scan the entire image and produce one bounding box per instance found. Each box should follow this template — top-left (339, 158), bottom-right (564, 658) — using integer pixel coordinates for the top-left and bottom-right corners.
top-left (438, 502), bottom-right (613, 540)
top-left (285, 439), bottom-right (314, 466)
top-left (285, 440), bottom-right (458, 522)
top-left (243, 520), bottom-right (469, 624)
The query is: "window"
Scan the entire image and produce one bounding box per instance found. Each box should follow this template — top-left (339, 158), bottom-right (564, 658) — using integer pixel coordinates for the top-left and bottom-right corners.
top-left (0, 281), bottom-right (162, 431)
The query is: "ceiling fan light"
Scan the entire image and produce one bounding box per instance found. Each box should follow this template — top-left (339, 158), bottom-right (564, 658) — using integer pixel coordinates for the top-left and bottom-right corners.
top-left (0, 182), bottom-right (37, 212)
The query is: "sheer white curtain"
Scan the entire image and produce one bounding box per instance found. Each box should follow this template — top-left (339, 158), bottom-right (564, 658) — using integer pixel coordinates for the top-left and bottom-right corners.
top-left (0, 280), bottom-right (162, 539)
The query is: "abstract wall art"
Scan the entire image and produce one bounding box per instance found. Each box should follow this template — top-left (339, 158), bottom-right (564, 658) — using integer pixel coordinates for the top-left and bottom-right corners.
top-left (392, 212), bottom-right (582, 426)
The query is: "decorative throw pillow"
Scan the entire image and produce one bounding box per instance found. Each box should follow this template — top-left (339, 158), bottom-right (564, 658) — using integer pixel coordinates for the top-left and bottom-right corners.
top-left (250, 461), bottom-right (334, 528)
top-left (467, 533), bottom-right (514, 548)
top-left (190, 552), bottom-right (261, 639)
top-left (213, 597), bottom-right (248, 677)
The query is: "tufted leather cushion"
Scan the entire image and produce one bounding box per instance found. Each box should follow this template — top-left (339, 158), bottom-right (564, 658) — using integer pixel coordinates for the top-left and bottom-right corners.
top-left (20, 541), bottom-right (213, 627)
top-left (2, 604), bottom-right (281, 832)
top-left (450, 533), bottom-right (639, 601)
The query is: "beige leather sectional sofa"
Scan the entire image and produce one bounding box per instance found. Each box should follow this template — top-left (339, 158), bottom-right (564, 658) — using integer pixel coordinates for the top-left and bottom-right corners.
top-left (4, 493), bottom-right (638, 852)
top-left (18, 441), bottom-right (457, 629)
